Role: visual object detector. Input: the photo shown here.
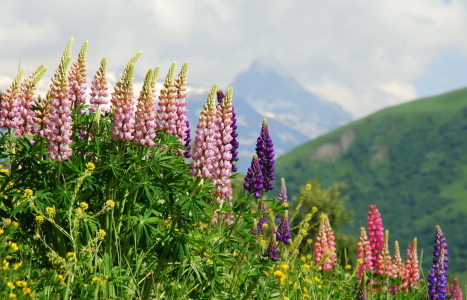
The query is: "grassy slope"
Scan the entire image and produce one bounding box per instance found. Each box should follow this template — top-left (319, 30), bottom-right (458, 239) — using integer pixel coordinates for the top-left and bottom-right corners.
top-left (273, 87), bottom-right (467, 282)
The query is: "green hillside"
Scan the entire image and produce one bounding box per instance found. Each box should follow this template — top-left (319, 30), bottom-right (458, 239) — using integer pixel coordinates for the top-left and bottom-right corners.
top-left (274, 87), bottom-right (467, 282)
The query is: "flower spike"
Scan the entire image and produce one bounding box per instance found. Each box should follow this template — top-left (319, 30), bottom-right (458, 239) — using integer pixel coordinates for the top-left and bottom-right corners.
top-left (89, 58), bottom-right (109, 113)
top-left (0, 68), bottom-right (24, 129)
top-left (134, 68), bottom-right (159, 146)
top-left (68, 41), bottom-right (88, 110)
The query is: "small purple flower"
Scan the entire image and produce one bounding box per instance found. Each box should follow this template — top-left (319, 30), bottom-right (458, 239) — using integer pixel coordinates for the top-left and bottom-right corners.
top-left (276, 213), bottom-right (292, 245)
top-left (262, 231), bottom-right (279, 262)
top-left (244, 154), bottom-right (264, 198)
top-left (428, 225), bottom-right (449, 300)
top-left (183, 120), bottom-right (192, 158)
top-left (256, 119), bottom-right (275, 192)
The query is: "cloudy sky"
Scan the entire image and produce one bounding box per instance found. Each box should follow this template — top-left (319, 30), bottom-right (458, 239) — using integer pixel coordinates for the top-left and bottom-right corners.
top-left (1, 0), bottom-right (467, 118)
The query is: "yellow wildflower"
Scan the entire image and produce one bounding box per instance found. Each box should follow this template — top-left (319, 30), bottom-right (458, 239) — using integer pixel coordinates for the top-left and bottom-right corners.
top-left (345, 264), bottom-right (351, 270)
top-left (280, 264), bottom-right (289, 270)
top-left (66, 252), bottom-right (76, 261)
top-left (75, 208), bottom-right (83, 217)
top-left (0, 169), bottom-right (9, 173)
top-left (97, 229), bottom-right (106, 240)
top-left (301, 264), bottom-right (310, 270)
top-left (262, 223), bottom-right (269, 228)
top-left (9, 243), bottom-right (19, 251)
top-left (300, 256), bottom-right (306, 262)
top-left (105, 200), bottom-right (115, 208)
top-left (86, 162), bottom-right (95, 171)
top-left (306, 255), bottom-right (312, 260)
top-left (7, 281), bottom-right (15, 289)
top-left (3, 259), bottom-right (10, 270)
top-left (9, 293), bottom-right (16, 299)
top-left (45, 207), bottom-right (55, 217)
top-left (281, 202), bottom-right (289, 208)
top-left (0, 228), bottom-right (4, 235)
top-left (273, 270), bottom-right (285, 278)
top-left (306, 238), bottom-right (313, 244)
top-left (24, 189), bottom-right (33, 197)
top-left (305, 184), bottom-right (312, 190)
top-left (7, 181), bottom-right (14, 187)
top-left (56, 274), bottom-right (65, 282)
top-left (80, 202), bottom-right (89, 211)
top-left (91, 277), bottom-right (103, 285)
top-left (284, 297), bottom-right (290, 300)
top-left (12, 262), bottom-right (22, 270)
top-left (294, 282), bottom-right (299, 290)
top-left (314, 276), bottom-right (321, 283)
top-left (35, 215), bottom-right (44, 223)
top-left (22, 287), bottom-right (32, 296)
top-left (206, 259), bottom-right (213, 264)
top-left (15, 281), bottom-right (27, 288)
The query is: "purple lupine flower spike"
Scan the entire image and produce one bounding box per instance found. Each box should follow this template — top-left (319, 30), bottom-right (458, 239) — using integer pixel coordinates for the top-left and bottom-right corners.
top-left (256, 119), bottom-right (275, 192)
top-left (44, 39), bottom-right (74, 161)
top-left (0, 68), bottom-right (24, 129)
top-left (111, 52), bottom-right (141, 141)
top-left (244, 154), bottom-right (264, 198)
top-left (134, 68), bottom-right (159, 146)
top-left (184, 120), bottom-right (192, 158)
top-left (262, 229), bottom-right (279, 261)
top-left (89, 58), bottom-right (109, 113)
top-left (15, 66), bottom-right (47, 136)
top-left (428, 225), bottom-right (449, 300)
top-left (276, 178), bottom-right (291, 244)
top-left (68, 41), bottom-right (88, 111)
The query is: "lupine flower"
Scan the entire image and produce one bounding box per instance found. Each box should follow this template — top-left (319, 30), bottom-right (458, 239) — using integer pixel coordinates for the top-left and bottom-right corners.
top-left (34, 93), bottom-right (53, 138)
top-left (212, 88), bottom-right (234, 205)
top-left (190, 85), bottom-right (219, 179)
top-left (428, 225), bottom-right (449, 300)
top-left (217, 90), bottom-right (239, 172)
top-left (402, 238), bottom-right (419, 291)
top-left (254, 202), bottom-right (268, 236)
top-left (452, 278), bottom-right (463, 300)
top-left (89, 58), bottom-right (109, 113)
top-left (15, 66), bottom-right (47, 136)
top-left (262, 230), bottom-right (279, 261)
top-left (44, 39), bottom-right (74, 161)
top-left (277, 178), bottom-right (288, 203)
top-left (376, 230), bottom-right (396, 277)
top-left (174, 62), bottom-right (191, 152)
top-left (0, 68), bottom-right (24, 129)
top-left (357, 227), bottom-right (373, 281)
top-left (255, 119), bottom-right (275, 192)
top-left (111, 52), bottom-right (141, 141)
top-left (276, 211), bottom-right (291, 244)
top-left (156, 62), bottom-right (178, 134)
top-left (243, 154), bottom-right (264, 198)
top-left (393, 241), bottom-right (404, 279)
top-left (275, 178), bottom-right (291, 244)
top-left (367, 204), bottom-right (384, 270)
top-left (133, 68), bottom-right (159, 147)
top-left (355, 273), bottom-right (368, 300)
top-left (314, 213), bottom-right (337, 270)
top-left (68, 41), bottom-right (88, 111)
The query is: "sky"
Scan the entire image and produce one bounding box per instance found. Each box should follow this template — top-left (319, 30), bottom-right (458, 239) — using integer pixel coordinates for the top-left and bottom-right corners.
top-left (1, 0), bottom-right (467, 118)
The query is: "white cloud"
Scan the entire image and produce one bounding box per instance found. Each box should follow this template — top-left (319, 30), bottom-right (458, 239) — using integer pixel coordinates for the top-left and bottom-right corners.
top-left (1, 0), bottom-right (467, 118)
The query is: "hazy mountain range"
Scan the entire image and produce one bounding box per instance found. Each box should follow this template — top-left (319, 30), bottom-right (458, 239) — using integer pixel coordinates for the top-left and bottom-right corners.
top-left (186, 61), bottom-right (352, 172)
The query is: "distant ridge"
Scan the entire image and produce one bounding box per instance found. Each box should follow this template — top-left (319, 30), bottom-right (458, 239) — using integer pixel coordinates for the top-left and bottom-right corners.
top-left (274, 87), bottom-right (467, 282)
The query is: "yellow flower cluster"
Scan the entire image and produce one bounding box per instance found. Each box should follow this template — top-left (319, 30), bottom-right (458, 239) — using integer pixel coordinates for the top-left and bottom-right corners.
top-left (0, 169), bottom-right (9, 174)
top-left (46, 207), bottom-right (55, 217)
top-left (23, 189), bottom-right (33, 197)
top-left (67, 252), bottom-right (76, 261)
top-left (91, 277), bottom-right (104, 285)
top-left (273, 270), bottom-right (287, 285)
top-left (86, 162), bottom-right (95, 171)
top-left (105, 200), bottom-right (115, 208)
top-left (97, 229), bottom-right (106, 240)
top-left (35, 215), bottom-right (45, 223)
top-left (80, 202), bottom-right (89, 211)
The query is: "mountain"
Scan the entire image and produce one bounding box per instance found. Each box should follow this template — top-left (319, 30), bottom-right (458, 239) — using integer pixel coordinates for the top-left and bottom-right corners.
top-left (186, 62), bottom-right (352, 172)
top-left (273, 87), bottom-right (467, 282)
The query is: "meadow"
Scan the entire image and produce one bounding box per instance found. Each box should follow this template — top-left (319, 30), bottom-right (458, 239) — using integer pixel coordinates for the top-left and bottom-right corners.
top-left (0, 39), bottom-right (462, 299)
